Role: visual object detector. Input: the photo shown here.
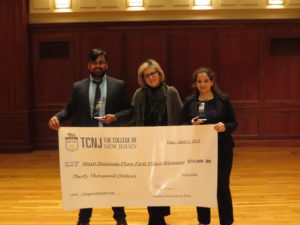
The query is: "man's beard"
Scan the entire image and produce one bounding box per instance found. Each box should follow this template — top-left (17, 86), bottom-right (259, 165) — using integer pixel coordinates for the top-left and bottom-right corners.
top-left (90, 69), bottom-right (106, 80)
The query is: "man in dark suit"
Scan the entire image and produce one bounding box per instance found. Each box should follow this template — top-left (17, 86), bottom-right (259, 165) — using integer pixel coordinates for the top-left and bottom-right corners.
top-left (48, 49), bottom-right (130, 225)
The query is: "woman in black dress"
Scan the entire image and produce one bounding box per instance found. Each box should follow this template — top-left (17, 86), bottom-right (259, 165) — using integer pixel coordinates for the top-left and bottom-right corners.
top-left (182, 67), bottom-right (238, 225)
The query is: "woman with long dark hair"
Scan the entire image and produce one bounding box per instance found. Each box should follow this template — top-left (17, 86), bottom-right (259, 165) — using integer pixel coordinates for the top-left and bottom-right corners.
top-left (182, 67), bottom-right (238, 225)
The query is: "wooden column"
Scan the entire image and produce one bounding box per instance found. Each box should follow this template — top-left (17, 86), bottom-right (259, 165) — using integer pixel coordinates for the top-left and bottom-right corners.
top-left (0, 0), bottom-right (31, 151)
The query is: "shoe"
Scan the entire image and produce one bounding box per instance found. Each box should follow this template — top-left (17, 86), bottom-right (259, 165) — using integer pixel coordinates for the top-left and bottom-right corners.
top-left (148, 217), bottom-right (167, 225)
top-left (116, 219), bottom-right (128, 225)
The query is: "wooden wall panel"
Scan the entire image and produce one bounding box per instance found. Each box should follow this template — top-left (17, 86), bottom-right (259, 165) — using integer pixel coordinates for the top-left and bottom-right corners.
top-left (0, 0), bottom-right (29, 111)
top-left (1, 2), bottom-right (300, 151)
top-left (261, 33), bottom-right (300, 102)
top-left (169, 31), bottom-right (214, 99)
top-left (0, 112), bottom-right (29, 140)
top-left (217, 31), bottom-right (262, 140)
top-left (218, 31), bottom-right (260, 101)
top-left (124, 32), bottom-right (168, 96)
top-left (25, 20), bottom-right (300, 149)
top-left (30, 33), bottom-right (79, 147)
top-left (0, 0), bottom-right (30, 151)
top-left (31, 34), bottom-right (78, 108)
top-left (261, 55), bottom-right (300, 101)
top-left (260, 110), bottom-right (300, 137)
top-left (31, 109), bottom-right (71, 149)
top-left (234, 110), bottom-right (259, 137)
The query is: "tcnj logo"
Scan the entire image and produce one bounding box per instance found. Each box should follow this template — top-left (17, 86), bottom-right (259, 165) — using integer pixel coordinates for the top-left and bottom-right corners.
top-left (65, 132), bottom-right (78, 151)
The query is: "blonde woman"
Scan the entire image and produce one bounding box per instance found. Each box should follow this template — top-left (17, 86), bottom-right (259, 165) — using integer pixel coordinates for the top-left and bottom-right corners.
top-left (131, 59), bottom-right (183, 225)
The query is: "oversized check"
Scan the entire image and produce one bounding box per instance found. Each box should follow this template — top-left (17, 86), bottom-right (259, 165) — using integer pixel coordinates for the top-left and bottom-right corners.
top-left (59, 125), bottom-right (217, 210)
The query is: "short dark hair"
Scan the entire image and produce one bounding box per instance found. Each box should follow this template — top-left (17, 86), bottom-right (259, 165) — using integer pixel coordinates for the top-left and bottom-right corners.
top-left (88, 49), bottom-right (108, 62)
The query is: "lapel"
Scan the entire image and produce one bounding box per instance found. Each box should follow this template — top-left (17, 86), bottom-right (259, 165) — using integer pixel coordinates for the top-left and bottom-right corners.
top-left (105, 76), bottom-right (112, 112)
top-left (214, 94), bottom-right (224, 120)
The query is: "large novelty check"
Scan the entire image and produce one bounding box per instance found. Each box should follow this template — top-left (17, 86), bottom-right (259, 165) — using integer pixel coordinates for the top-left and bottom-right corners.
top-left (59, 125), bottom-right (217, 210)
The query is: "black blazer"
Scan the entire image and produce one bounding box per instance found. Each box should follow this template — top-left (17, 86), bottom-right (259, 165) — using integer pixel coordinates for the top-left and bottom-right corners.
top-left (55, 76), bottom-right (130, 127)
top-left (182, 92), bottom-right (238, 151)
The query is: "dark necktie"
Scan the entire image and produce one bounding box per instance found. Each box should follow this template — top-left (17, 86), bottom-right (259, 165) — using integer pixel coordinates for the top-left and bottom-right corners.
top-left (92, 80), bottom-right (102, 118)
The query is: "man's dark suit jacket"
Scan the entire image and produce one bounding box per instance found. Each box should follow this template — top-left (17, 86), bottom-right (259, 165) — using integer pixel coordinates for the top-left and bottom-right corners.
top-left (55, 76), bottom-right (130, 127)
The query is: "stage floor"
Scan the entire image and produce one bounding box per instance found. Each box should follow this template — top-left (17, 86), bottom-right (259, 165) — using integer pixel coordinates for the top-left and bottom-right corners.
top-left (0, 147), bottom-right (299, 225)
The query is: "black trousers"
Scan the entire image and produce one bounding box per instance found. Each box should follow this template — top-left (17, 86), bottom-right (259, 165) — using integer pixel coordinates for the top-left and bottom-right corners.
top-left (197, 149), bottom-right (234, 225)
top-left (78, 207), bottom-right (126, 223)
top-left (147, 206), bottom-right (170, 219)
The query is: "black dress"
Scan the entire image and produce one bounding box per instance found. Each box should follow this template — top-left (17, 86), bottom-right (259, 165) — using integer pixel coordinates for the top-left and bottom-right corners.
top-left (182, 93), bottom-right (238, 225)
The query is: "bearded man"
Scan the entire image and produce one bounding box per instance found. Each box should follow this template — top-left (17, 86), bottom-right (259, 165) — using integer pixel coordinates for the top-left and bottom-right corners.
top-left (48, 48), bottom-right (130, 225)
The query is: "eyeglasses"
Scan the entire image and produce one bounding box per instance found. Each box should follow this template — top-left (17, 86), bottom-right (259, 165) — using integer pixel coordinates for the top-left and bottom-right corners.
top-left (143, 71), bottom-right (158, 79)
top-left (89, 60), bottom-right (106, 65)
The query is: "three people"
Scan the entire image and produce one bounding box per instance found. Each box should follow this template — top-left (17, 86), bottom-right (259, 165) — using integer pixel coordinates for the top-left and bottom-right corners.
top-left (131, 59), bottom-right (183, 225)
top-left (49, 49), bottom-right (237, 225)
top-left (182, 67), bottom-right (238, 225)
top-left (48, 49), bottom-right (130, 225)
